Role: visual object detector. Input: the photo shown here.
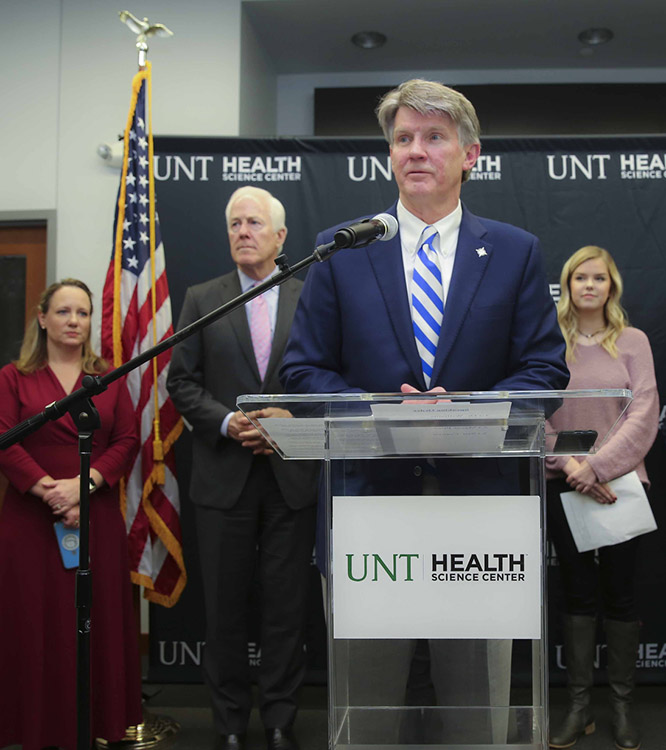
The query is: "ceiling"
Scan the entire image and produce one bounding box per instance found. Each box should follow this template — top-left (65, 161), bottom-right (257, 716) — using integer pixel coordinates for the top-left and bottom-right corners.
top-left (243, 0), bottom-right (665, 76)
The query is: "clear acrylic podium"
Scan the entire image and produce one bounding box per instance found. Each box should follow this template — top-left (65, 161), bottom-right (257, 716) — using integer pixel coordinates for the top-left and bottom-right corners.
top-left (238, 389), bottom-right (631, 750)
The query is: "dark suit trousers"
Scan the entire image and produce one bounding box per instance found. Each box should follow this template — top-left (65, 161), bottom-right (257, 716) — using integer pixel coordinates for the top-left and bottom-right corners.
top-left (196, 455), bottom-right (316, 734)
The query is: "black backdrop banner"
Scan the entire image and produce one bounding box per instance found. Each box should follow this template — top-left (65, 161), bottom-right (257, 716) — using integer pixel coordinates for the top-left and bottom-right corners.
top-left (148, 136), bottom-right (666, 686)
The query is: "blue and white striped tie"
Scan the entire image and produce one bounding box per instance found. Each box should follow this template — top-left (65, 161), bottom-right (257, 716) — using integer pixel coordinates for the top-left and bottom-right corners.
top-left (412, 226), bottom-right (443, 388)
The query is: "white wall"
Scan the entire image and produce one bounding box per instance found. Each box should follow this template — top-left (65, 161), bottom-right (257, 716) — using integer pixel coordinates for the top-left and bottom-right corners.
top-left (0, 0), bottom-right (62, 212)
top-left (239, 10), bottom-right (277, 135)
top-left (56, 0), bottom-right (242, 336)
top-left (0, 0), bottom-right (243, 344)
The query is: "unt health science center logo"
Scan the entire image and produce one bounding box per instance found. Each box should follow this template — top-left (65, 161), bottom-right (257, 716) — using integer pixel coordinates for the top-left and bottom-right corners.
top-left (619, 153), bottom-right (666, 180)
top-left (546, 152), bottom-right (666, 181)
top-left (345, 551), bottom-right (527, 584)
top-left (467, 155), bottom-right (502, 181)
top-left (221, 155), bottom-right (302, 183)
top-left (153, 155), bottom-right (302, 183)
top-left (346, 154), bottom-right (502, 182)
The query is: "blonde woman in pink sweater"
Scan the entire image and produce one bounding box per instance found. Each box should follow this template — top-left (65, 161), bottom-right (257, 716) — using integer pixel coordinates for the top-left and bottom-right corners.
top-left (547, 246), bottom-right (658, 750)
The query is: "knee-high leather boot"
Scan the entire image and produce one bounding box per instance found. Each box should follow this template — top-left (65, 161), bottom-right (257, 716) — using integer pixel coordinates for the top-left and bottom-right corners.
top-left (549, 615), bottom-right (597, 749)
top-left (605, 619), bottom-right (641, 750)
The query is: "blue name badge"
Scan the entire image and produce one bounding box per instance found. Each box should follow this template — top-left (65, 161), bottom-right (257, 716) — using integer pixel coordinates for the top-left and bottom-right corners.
top-left (54, 521), bottom-right (80, 569)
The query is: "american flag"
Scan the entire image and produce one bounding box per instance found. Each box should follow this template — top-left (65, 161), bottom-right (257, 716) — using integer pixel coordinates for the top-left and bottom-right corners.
top-left (102, 62), bottom-right (186, 607)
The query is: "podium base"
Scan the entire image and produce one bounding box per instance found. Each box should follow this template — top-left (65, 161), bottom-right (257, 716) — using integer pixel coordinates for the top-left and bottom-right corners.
top-left (95, 710), bottom-right (180, 749)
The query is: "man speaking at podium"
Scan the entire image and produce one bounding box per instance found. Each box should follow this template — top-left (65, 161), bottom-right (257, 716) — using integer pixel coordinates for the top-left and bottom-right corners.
top-left (280, 79), bottom-right (569, 741)
top-left (281, 78), bottom-right (568, 402)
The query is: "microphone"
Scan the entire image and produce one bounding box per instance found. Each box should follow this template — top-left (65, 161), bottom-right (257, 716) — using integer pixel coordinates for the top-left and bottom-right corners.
top-left (333, 213), bottom-right (399, 249)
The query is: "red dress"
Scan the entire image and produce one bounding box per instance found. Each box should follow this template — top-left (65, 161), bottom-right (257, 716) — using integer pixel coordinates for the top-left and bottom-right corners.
top-left (0, 364), bottom-right (143, 750)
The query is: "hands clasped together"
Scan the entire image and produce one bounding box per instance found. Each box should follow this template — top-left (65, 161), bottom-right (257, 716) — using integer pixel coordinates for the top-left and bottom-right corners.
top-left (31, 476), bottom-right (80, 527)
top-left (227, 407), bottom-right (293, 455)
top-left (563, 457), bottom-right (617, 504)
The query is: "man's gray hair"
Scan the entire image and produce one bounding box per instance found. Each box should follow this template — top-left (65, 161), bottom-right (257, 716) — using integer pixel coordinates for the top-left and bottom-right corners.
top-left (376, 79), bottom-right (481, 148)
top-left (224, 186), bottom-right (286, 233)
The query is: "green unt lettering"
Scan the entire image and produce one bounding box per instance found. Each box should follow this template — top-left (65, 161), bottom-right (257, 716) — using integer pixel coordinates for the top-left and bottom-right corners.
top-left (346, 553), bottom-right (419, 582)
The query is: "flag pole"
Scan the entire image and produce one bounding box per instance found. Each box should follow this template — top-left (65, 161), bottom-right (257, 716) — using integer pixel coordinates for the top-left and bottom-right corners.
top-left (145, 60), bottom-right (167, 485)
top-left (95, 12), bottom-right (179, 750)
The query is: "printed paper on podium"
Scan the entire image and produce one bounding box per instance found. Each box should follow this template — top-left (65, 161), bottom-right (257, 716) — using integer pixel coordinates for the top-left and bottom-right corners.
top-left (257, 416), bottom-right (383, 457)
top-left (370, 401), bottom-right (511, 454)
top-left (257, 401), bottom-right (511, 458)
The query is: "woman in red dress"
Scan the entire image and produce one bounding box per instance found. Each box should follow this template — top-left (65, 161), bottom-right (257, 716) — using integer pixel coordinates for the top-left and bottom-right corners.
top-left (0, 279), bottom-right (142, 750)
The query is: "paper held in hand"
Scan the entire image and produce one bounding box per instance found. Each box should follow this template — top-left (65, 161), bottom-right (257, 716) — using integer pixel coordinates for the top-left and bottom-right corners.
top-left (560, 471), bottom-right (657, 553)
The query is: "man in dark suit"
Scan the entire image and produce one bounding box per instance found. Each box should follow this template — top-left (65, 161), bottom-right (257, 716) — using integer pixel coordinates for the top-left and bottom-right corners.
top-left (167, 186), bottom-right (317, 750)
top-left (281, 77), bottom-right (568, 565)
top-left (281, 78), bottom-right (568, 398)
top-left (279, 79), bottom-right (569, 743)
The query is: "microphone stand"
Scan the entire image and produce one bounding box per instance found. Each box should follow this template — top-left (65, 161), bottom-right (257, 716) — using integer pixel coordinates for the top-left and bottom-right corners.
top-left (0, 239), bottom-right (343, 750)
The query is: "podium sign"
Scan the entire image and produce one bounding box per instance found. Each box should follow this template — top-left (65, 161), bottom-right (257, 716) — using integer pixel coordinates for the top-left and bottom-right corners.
top-left (332, 494), bottom-right (541, 640)
top-left (238, 390), bottom-right (632, 750)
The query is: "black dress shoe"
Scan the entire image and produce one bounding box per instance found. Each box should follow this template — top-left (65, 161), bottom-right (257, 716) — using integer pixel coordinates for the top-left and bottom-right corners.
top-left (265, 727), bottom-right (299, 750)
top-left (220, 733), bottom-right (245, 750)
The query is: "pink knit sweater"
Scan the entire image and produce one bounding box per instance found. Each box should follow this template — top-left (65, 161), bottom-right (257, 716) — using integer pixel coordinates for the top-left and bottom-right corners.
top-left (546, 327), bottom-right (659, 486)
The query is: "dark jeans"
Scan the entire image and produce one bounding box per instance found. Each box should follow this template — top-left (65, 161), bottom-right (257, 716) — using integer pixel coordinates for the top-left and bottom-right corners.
top-left (547, 478), bottom-right (639, 622)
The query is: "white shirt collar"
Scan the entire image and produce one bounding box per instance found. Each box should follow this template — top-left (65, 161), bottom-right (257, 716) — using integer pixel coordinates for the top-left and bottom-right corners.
top-left (397, 200), bottom-right (463, 257)
top-left (237, 265), bottom-right (279, 294)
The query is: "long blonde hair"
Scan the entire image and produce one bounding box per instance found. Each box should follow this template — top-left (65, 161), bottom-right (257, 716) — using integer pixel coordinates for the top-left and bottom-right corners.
top-left (15, 279), bottom-right (108, 375)
top-left (557, 246), bottom-right (628, 361)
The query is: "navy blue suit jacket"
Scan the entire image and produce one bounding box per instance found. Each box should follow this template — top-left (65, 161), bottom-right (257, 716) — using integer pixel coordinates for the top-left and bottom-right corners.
top-left (280, 203), bottom-right (569, 571)
top-left (281, 203), bottom-right (569, 395)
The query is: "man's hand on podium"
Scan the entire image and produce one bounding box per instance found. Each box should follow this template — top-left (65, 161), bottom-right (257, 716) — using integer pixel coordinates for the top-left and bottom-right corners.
top-left (400, 382), bottom-right (449, 403)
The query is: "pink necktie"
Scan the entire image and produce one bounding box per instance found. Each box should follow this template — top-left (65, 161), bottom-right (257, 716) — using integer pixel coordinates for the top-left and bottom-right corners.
top-left (249, 290), bottom-right (272, 380)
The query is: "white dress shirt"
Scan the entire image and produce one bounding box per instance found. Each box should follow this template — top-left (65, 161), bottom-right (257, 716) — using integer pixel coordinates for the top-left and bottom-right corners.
top-left (397, 199), bottom-right (463, 319)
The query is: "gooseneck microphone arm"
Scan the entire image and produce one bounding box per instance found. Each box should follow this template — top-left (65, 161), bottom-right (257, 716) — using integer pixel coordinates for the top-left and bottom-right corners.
top-left (0, 246), bottom-right (340, 452)
top-left (0, 214), bottom-right (397, 448)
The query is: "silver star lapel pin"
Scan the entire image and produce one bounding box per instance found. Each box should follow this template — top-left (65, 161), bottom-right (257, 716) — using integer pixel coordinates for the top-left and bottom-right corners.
top-left (475, 247), bottom-right (487, 258)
